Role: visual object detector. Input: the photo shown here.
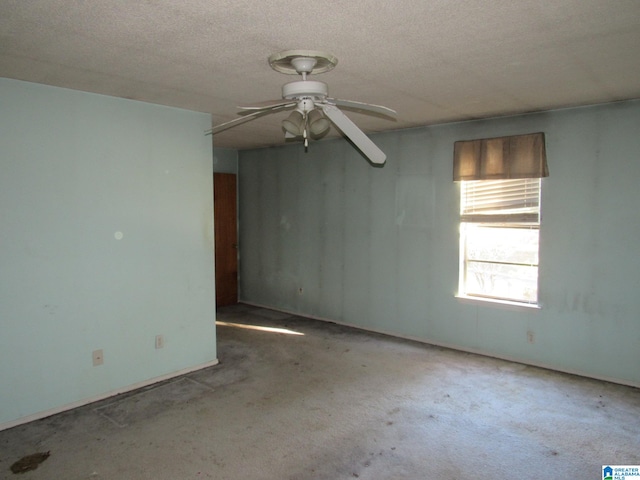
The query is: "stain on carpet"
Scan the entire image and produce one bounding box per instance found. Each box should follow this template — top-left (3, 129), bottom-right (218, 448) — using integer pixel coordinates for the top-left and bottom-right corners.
top-left (10, 451), bottom-right (50, 474)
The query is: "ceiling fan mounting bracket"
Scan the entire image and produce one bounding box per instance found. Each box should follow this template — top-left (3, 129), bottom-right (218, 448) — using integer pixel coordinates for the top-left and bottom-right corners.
top-left (268, 50), bottom-right (338, 75)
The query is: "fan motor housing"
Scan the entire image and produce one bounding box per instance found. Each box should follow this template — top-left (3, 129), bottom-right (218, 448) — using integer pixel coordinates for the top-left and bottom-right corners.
top-left (282, 80), bottom-right (328, 100)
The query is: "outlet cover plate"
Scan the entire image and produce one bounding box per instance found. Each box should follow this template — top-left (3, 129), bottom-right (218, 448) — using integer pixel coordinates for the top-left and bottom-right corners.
top-left (92, 349), bottom-right (104, 366)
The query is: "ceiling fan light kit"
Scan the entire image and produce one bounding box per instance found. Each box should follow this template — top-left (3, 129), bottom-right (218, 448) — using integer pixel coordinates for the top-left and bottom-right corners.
top-left (207, 50), bottom-right (396, 165)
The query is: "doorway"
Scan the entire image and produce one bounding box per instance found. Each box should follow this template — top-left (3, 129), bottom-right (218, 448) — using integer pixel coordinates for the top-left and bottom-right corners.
top-left (214, 173), bottom-right (238, 307)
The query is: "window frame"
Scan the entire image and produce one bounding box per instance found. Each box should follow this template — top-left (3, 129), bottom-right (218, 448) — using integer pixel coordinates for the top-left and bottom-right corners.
top-left (457, 178), bottom-right (542, 307)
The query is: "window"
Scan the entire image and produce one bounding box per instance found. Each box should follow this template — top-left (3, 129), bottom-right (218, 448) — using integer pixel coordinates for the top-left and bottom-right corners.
top-left (453, 132), bottom-right (548, 305)
top-left (459, 178), bottom-right (541, 305)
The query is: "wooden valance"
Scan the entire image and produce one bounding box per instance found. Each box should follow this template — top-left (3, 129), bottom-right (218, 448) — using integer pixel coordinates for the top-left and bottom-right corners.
top-left (453, 132), bottom-right (548, 181)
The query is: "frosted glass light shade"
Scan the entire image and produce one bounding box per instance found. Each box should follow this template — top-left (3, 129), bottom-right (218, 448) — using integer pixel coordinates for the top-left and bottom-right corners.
top-left (282, 111), bottom-right (304, 136)
top-left (308, 109), bottom-right (330, 136)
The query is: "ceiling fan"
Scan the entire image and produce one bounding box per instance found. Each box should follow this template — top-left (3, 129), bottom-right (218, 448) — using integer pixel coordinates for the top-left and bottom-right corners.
top-left (206, 50), bottom-right (397, 165)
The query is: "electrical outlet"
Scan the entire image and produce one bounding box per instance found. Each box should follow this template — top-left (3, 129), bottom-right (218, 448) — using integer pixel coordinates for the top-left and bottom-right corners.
top-left (155, 335), bottom-right (164, 349)
top-left (298, 287), bottom-right (303, 295)
top-left (92, 349), bottom-right (104, 366)
top-left (527, 331), bottom-right (535, 344)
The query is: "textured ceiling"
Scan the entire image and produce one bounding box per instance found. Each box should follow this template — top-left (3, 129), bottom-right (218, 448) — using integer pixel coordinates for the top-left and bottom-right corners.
top-left (2, 0), bottom-right (640, 150)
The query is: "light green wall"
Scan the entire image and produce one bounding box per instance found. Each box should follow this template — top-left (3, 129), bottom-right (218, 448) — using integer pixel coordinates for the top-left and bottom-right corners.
top-left (0, 79), bottom-right (216, 427)
top-left (213, 147), bottom-right (238, 173)
top-left (239, 100), bottom-right (640, 387)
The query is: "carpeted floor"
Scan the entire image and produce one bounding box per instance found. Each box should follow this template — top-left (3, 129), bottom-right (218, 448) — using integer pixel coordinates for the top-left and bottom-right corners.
top-left (1, 303), bottom-right (638, 479)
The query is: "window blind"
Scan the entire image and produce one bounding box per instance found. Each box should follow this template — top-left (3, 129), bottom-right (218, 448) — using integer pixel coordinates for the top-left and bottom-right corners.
top-left (461, 178), bottom-right (541, 223)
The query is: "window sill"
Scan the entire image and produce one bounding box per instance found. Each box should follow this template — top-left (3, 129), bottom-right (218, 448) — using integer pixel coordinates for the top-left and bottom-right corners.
top-left (455, 294), bottom-right (541, 310)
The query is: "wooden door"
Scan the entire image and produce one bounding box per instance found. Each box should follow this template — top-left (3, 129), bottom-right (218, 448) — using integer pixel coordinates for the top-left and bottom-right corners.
top-left (214, 173), bottom-right (238, 307)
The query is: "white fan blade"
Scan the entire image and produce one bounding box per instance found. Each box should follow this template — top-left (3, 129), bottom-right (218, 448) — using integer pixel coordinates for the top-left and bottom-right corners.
top-left (321, 105), bottom-right (386, 165)
top-left (206, 111), bottom-right (265, 135)
top-left (327, 98), bottom-right (397, 119)
top-left (206, 104), bottom-right (292, 135)
top-left (238, 99), bottom-right (297, 111)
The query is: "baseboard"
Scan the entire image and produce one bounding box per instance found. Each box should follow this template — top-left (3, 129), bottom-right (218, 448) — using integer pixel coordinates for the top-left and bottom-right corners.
top-left (241, 301), bottom-right (640, 390)
top-left (0, 359), bottom-right (219, 432)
